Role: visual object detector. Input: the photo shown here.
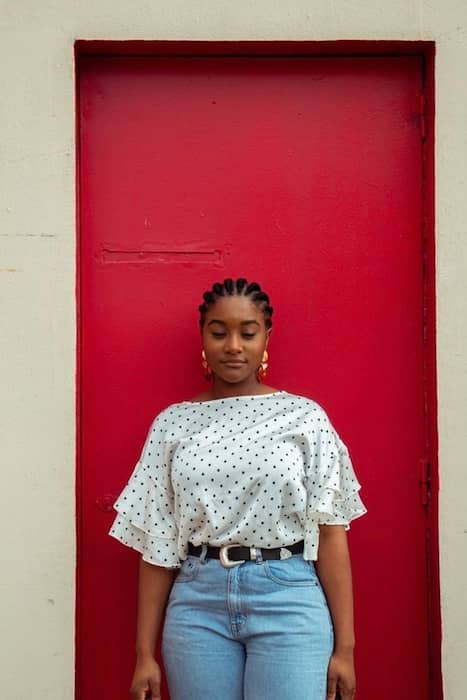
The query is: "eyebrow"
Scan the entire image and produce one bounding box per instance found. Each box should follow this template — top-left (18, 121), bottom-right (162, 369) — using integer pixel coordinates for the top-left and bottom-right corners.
top-left (207, 319), bottom-right (260, 327)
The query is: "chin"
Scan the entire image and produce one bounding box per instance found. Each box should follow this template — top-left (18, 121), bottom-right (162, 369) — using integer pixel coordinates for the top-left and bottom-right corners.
top-left (215, 370), bottom-right (252, 384)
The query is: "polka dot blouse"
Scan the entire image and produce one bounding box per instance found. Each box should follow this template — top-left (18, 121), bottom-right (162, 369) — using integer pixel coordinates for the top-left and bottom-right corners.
top-left (109, 390), bottom-right (366, 568)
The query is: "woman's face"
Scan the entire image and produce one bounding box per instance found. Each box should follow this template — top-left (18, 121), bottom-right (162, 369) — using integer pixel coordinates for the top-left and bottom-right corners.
top-left (201, 295), bottom-right (271, 387)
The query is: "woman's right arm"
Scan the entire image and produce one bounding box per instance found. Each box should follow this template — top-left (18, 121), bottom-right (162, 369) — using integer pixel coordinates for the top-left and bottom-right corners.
top-left (130, 558), bottom-right (177, 700)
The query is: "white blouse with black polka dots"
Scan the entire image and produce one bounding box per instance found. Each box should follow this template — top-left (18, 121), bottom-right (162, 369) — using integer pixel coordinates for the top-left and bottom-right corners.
top-left (109, 390), bottom-right (366, 568)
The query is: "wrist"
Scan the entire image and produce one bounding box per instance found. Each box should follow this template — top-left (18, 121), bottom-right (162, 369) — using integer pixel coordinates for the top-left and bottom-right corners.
top-left (135, 647), bottom-right (155, 660)
top-left (333, 642), bottom-right (355, 656)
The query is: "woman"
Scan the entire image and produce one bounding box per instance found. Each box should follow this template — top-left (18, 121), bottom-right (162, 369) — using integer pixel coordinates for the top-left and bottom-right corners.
top-left (109, 277), bottom-right (366, 700)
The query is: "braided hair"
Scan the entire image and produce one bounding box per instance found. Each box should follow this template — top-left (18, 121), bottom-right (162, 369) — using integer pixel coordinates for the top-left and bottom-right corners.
top-left (198, 278), bottom-right (273, 330)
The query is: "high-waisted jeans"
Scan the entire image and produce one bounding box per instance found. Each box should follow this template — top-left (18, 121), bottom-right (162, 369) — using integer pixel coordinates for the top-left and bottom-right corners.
top-left (161, 545), bottom-right (334, 699)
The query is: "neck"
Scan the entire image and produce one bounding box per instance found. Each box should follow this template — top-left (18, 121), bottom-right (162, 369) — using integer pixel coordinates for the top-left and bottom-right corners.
top-left (208, 379), bottom-right (271, 400)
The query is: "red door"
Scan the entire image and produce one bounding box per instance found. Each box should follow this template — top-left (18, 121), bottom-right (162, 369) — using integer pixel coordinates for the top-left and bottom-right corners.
top-left (78, 53), bottom-right (434, 699)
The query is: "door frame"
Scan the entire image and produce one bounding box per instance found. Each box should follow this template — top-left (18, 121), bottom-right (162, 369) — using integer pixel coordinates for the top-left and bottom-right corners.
top-left (74, 39), bottom-right (438, 699)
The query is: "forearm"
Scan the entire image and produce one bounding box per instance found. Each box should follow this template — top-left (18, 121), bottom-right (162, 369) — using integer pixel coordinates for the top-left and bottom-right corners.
top-left (314, 524), bottom-right (355, 653)
top-left (135, 557), bottom-right (177, 658)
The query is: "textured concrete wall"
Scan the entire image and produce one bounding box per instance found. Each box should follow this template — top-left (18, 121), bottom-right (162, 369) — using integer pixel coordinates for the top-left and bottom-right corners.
top-left (1, 1), bottom-right (466, 698)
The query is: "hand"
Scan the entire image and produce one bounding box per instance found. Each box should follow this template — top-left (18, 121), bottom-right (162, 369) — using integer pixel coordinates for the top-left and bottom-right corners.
top-left (130, 655), bottom-right (162, 700)
top-left (326, 651), bottom-right (356, 700)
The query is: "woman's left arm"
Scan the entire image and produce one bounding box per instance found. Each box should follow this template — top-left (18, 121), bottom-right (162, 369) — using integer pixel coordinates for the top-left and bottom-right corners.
top-left (315, 524), bottom-right (356, 700)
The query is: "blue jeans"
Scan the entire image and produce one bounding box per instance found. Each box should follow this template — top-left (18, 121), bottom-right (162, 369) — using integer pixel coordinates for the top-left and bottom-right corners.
top-left (161, 546), bottom-right (334, 699)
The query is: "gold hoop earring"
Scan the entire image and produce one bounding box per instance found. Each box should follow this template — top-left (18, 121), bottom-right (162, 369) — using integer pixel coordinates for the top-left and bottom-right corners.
top-left (201, 350), bottom-right (213, 381)
top-left (256, 350), bottom-right (269, 382)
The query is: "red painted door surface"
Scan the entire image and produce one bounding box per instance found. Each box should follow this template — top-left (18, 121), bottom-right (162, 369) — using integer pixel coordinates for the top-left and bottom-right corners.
top-left (79, 55), bottom-right (431, 699)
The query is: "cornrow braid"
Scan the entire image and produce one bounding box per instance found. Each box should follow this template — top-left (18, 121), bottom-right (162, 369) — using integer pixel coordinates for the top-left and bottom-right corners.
top-left (198, 277), bottom-right (273, 329)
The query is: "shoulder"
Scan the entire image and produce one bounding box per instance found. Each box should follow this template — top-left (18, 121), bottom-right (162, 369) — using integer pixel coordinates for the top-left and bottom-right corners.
top-left (283, 390), bottom-right (329, 416)
top-left (145, 400), bottom-right (191, 431)
top-left (288, 393), bottom-right (351, 448)
top-left (281, 391), bottom-right (342, 434)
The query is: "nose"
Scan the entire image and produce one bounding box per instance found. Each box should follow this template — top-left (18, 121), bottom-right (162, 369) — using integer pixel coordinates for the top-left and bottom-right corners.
top-left (224, 333), bottom-right (243, 354)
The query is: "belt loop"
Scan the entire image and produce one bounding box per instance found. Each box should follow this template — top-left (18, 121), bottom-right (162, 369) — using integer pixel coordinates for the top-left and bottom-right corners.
top-left (255, 547), bottom-right (263, 564)
top-left (199, 543), bottom-right (208, 564)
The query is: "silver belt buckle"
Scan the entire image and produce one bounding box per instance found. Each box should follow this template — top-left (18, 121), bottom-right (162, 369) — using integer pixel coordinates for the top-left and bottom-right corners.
top-left (219, 544), bottom-right (245, 568)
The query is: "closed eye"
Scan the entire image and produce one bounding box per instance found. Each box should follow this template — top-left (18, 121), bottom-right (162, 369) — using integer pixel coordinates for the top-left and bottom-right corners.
top-left (210, 332), bottom-right (257, 339)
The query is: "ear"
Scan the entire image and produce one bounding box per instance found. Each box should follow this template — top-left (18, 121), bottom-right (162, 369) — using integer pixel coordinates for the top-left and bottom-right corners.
top-left (265, 328), bottom-right (272, 349)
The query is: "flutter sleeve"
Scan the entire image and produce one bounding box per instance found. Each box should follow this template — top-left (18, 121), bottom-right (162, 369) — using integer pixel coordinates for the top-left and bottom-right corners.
top-left (108, 412), bottom-right (180, 568)
top-left (303, 410), bottom-right (367, 560)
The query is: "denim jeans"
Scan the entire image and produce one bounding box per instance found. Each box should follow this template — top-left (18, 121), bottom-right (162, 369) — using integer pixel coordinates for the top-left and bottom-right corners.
top-left (161, 545), bottom-right (334, 699)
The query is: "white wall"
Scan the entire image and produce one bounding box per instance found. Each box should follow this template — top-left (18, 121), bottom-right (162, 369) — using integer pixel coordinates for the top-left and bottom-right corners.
top-left (1, 1), bottom-right (466, 698)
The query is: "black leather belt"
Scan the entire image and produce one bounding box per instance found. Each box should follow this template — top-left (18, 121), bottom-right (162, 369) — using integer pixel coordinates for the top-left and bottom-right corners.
top-left (187, 540), bottom-right (304, 568)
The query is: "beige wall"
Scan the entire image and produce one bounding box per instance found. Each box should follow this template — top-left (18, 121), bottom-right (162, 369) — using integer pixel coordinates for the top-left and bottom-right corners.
top-left (1, 1), bottom-right (466, 698)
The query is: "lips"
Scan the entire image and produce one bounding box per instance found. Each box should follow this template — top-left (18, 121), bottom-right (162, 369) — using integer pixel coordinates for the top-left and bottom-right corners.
top-left (222, 360), bottom-right (246, 367)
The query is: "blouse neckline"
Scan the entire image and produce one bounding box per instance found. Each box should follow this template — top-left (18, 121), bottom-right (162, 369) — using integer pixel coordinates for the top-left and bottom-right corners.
top-left (182, 390), bottom-right (287, 405)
